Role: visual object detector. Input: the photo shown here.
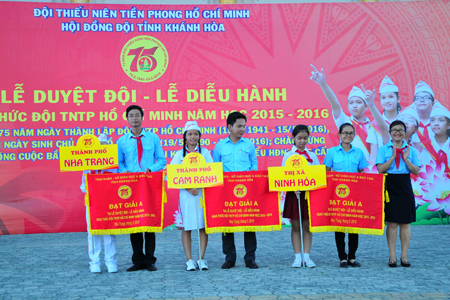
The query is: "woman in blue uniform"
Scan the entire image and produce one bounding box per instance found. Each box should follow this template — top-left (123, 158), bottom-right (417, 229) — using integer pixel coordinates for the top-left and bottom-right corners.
top-left (324, 123), bottom-right (368, 268)
top-left (376, 120), bottom-right (420, 268)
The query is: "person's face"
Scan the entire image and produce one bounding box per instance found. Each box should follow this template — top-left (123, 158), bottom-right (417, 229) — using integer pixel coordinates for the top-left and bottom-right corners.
top-left (431, 115), bottom-right (450, 136)
top-left (398, 115), bottom-right (418, 138)
top-left (294, 131), bottom-right (309, 151)
top-left (228, 118), bottom-right (246, 139)
top-left (127, 109), bottom-right (143, 128)
top-left (339, 125), bottom-right (355, 144)
top-left (414, 91), bottom-right (433, 112)
top-left (186, 130), bottom-right (200, 147)
top-left (380, 92), bottom-right (399, 113)
top-left (389, 124), bottom-right (406, 142)
top-left (348, 97), bottom-right (367, 118)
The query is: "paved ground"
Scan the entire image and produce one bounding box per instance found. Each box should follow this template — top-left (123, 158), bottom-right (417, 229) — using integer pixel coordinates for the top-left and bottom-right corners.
top-left (0, 226), bottom-right (449, 300)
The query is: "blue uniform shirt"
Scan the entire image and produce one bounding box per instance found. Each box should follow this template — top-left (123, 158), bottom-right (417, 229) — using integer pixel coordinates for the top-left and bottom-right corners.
top-left (117, 129), bottom-right (166, 173)
top-left (213, 137), bottom-right (258, 172)
top-left (376, 140), bottom-right (420, 174)
top-left (324, 144), bottom-right (368, 172)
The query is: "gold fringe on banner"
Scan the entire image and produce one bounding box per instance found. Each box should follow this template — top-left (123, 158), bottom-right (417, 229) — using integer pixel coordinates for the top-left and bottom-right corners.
top-left (91, 226), bottom-right (163, 235)
top-left (85, 174), bottom-right (90, 205)
top-left (384, 173), bottom-right (390, 203)
top-left (205, 225), bottom-right (281, 234)
top-left (309, 226), bottom-right (384, 236)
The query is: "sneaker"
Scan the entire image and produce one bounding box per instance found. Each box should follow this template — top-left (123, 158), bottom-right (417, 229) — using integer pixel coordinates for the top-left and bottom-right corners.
top-left (197, 260), bottom-right (209, 270)
top-left (304, 257), bottom-right (316, 268)
top-left (292, 257), bottom-right (303, 268)
top-left (186, 259), bottom-right (196, 271)
top-left (107, 264), bottom-right (118, 273)
top-left (90, 264), bottom-right (101, 273)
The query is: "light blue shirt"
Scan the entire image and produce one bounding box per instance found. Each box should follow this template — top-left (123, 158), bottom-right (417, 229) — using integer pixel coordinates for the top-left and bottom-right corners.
top-left (324, 144), bottom-right (368, 173)
top-left (213, 137), bottom-right (258, 172)
top-left (376, 140), bottom-right (420, 174)
top-left (117, 129), bottom-right (166, 173)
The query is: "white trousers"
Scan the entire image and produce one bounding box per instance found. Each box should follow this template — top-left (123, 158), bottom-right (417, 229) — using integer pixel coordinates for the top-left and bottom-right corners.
top-left (86, 206), bottom-right (117, 267)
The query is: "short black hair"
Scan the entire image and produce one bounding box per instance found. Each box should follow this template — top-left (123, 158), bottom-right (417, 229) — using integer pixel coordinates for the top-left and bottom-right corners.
top-left (339, 123), bottom-right (354, 134)
top-left (292, 124), bottom-right (310, 138)
top-left (390, 120), bottom-right (407, 132)
top-left (226, 111), bottom-right (247, 127)
top-left (126, 105), bottom-right (144, 118)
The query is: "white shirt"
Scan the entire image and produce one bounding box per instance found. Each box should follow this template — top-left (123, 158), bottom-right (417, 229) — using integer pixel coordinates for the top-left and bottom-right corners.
top-left (281, 145), bottom-right (319, 167)
top-left (419, 136), bottom-right (450, 167)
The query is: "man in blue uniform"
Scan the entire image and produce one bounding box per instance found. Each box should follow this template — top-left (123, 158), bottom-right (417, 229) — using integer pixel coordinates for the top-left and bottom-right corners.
top-left (117, 105), bottom-right (166, 272)
top-left (213, 111), bottom-right (259, 269)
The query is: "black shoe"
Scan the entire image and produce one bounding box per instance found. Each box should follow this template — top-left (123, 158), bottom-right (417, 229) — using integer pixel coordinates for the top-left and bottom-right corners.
top-left (348, 260), bottom-right (361, 267)
top-left (245, 260), bottom-right (259, 269)
top-left (146, 263), bottom-right (157, 271)
top-left (401, 261), bottom-right (411, 267)
top-left (340, 260), bottom-right (348, 268)
top-left (221, 260), bottom-right (235, 269)
top-left (388, 260), bottom-right (397, 268)
top-left (126, 264), bottom-right (146, 272)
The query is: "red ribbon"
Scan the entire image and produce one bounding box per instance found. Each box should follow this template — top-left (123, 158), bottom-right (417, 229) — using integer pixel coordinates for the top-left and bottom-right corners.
top-left (296, 149), bottom-right (313, 163)
top-left (437, 150), bottom-right (450, 173)
top-left (395, 146), bottom-right (407, 169)
top-left (132, 135), bottom-right (143, 167)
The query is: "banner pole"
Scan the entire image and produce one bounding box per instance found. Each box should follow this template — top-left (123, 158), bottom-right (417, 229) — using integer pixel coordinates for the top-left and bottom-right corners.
top-left (297, 192), bottom-right (304, 266)
top-left (196, 195), bottom-right (202, 272)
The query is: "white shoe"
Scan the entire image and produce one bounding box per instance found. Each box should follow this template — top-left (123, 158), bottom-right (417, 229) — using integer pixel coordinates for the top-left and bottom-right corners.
top-left (292, 257), bottom-right (303, 268)
top-left (107, 264), bottom-right (118, 273)
top-left (197, 260), bottom-right (209, 270)
top-left (186, 259), bottom-right (196, 271)
top-left (304, 257), bottom-right (316, 268)
top-left (90, 264), bottom-right (101, 273)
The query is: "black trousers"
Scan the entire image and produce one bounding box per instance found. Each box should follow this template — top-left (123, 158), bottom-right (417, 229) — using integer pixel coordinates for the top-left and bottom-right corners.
top-left (335, 232), bottom-right (358, 261)
top-left (130, 232), bottom-right (156, 265)
top-left (222, 232), bottom-right (257, 262)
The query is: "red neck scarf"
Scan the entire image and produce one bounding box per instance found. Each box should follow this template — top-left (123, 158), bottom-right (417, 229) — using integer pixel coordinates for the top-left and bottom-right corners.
top-left (351, 119), bottom-right (370, 152)
top-left (296, 149), bottom-right (313, 163)
top-left (417, 122), bottom-right (437, 160)
top-left (132, 135), bottom-right (143, 167)
top-left (394, 146), bottom-right (408, 169)
top-left (419, 122), bottom-right (430, 140)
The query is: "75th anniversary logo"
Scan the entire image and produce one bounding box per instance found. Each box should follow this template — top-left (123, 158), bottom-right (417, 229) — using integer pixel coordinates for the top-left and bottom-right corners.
top-left (121, 35), bottom-right (169, 82)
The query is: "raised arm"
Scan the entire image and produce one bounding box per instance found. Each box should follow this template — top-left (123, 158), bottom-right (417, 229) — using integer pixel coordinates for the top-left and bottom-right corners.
top-left (310, 64), bottom-right (342, 119)
top-left (361, 84), bottom-right (390, 144)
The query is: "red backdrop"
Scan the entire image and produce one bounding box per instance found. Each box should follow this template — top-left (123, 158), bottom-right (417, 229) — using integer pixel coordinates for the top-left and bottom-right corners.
top-left (1, 1), bottom-right (449, 234)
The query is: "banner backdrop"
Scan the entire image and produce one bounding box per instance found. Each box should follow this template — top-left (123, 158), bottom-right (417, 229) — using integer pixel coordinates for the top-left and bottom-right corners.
top-left (1, 1), bottom-right (450, 234)
top-left (308, 172), bottom-right (385, 235)
top-left (86, 172), bottom-right (165, 235)
top-left (203, 171), bottom-right (281, 233)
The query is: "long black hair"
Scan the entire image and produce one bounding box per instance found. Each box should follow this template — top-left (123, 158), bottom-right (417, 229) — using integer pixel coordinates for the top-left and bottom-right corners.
top-left (182, 130), bottom-right (202, 157)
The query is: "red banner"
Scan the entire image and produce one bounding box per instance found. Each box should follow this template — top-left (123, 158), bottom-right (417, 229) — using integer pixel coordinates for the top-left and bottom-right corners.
top-left (86, 172), bottom-right (165, 234)
top-left (308, 172), bottom-right (385, 235)
top-left (203, 171), bottom-right (281, 233)
top-left (1, 1), bottom-right (450, 234)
